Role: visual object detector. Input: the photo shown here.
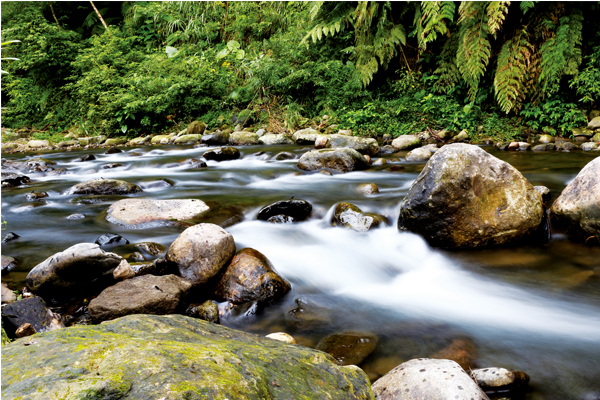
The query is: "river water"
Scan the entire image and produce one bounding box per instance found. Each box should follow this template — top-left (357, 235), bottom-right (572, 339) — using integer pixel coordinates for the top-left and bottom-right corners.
top-left (2, 144), bottom-right (599, 399)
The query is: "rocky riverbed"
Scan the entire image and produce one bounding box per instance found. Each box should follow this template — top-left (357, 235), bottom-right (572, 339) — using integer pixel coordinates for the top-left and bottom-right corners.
top-left (2, 124), bottom-right (600, 400)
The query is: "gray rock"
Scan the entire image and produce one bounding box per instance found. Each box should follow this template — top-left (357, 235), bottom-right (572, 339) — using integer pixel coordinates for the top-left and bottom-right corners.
top-left (391, 135), bottom-right (421, 150)
top-left (1, 232), bottom-right (20, 243)
top-left (215, 248), bottom-right (291, 305)
top-left (258, 133), bottom-right (294, 145)
top-left (405, 144), bottom-right (438, 162)
top-left (88, 274), bottom-right (192, 323)
top-left (229, 131), bottom-right (259, 145)
top-left (65, 179), bottom-right (142, 195)
top-left (551, 157), bottom-right (600, 242)
top-left (372, 358), bottom-right (489, 400)
top-left (326, 134), bottom-right (380, 156)
top-left (1, 314), bottom-right (373, 400)
top-left (256, 128), bottom-right (266, 137)
top-left (274, 151), bottom-right (295, 161)
top-left (95, 233), bottom-right (129, 247)
top-left (454, 130), bottom-right (470, 141)
top-left (186, 300), bottom-right (220, 323)
top-left (27, 140), bottom-right (50, 148)
top-left (292, 128), bottom-right (326, 144)
top-left (581, 142), bottom-right (599, 151)
top-left (470, 367), bottom-right (530, 392)
top-left (534, 185), bottom-right (552, 204)
top-left (556, 141), bottom-right (580, 151)
top-left (106, 198), bottom-right (243, 229)
top-left (1, 296), bottom-right (50, 336)
top-left (317, 331), bottom-right (378, 366)
top-left (166, 223), bottom-right (236, 286)
top-left (1, 283), bottom-right (17, 304)
top-left (25, 243), bottom-right (122, 304)
top-left (587, 116), bottom-right (600, 130)
top-left (173, 134), bottom-right (201, 145)
top-left (398, 144), bottom-right (544, 248)
top-left (203, 146), bottom-right (240, 161)
top-left (1, 255), bottom-right (19, 275)
top-left (532, 143), bottom-right (556, 151)
top-left (1, 172), bottom-right (31, 188)
top-left (201, 131), bottom-right (230, 145)
top-left (66, 213), bottom-right (86, 220)
top-left (297, 148), bottom-right (369, 173)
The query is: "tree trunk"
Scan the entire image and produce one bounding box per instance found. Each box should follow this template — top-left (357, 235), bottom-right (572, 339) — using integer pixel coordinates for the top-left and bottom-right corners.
top-left (89, 1), bottom-right (109, 31)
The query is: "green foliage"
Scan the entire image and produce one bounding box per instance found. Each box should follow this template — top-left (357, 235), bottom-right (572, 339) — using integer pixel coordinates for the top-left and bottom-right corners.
top-left (415, 1), bottom-right (456, 50)
top-left (31, 131), bottom-right (66, 143)
top-left (520, 97), bottom-right (587, 135)
top-left (569, 44), bottom-right (600, 104)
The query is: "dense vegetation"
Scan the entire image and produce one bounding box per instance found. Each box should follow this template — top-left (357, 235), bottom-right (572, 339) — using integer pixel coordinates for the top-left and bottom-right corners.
top-left (1, 1), bottom-right (599, 142)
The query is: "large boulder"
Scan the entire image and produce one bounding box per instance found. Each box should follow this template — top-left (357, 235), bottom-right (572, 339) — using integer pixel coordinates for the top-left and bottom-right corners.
top-left (88, 274), bottom-right (192, 323)
top-left (166, 223), bottom-right (236, 286)
top-left (187, 120), bottom-right (206, 135)
top-left (230, 131), bottom-right (259, 145)
top-left (1, 314), bottom-right (374, 400)
top-left (203, 146), bottom-right (241, 161)
top-left (298, 148), bottom-right (369, 173)
top-left (106, 198), bottom-right (243, 229)
top-left (391, 135), bottom-right (421, 150)
top-left (372, 358), bottom-right (489, 400)
top-left (259, 133), bottom-right (295, 145)
top-left (25, 243), bottom-right (122, 304)
top-left (65, 179), bottom-right (142, 195)
top-left (214, 248), bottom-right (291, 305)
top-left (398, 144), bottom-right (544, 248)
top-left (326, 134), bottom-right (380, 156)
top-left (550, 157), bottom-right (600, 243)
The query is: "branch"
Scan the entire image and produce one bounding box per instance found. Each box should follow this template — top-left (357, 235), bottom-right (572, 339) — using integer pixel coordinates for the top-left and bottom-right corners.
top-left (89, 1), bottom-right (109, 32)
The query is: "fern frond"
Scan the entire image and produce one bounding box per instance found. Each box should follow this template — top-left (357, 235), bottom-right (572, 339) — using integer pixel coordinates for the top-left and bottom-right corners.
top-left (457, 1), bottom-right (492, 101)
top-left (494, 29), bottom-right (534, 113)
top-left (301, 2), bottom-right (356, 45)
top-left (538, 12), bottom-right (583, 97)
top-left (487, 1), bottom-right (510, 38)
top-left (434, 33), bottom-right (461, 92)
top-left (520, 1), bottom-right (537, 14)
top-left (417, 1), bottom-right (456, 50)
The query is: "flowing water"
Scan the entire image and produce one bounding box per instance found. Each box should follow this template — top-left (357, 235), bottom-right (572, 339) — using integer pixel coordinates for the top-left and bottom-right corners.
top-left (2, 144), bottom-right (599, 399)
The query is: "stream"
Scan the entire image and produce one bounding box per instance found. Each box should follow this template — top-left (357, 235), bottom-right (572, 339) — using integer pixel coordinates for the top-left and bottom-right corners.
top-left (2, 143), bottom-right (599, 399)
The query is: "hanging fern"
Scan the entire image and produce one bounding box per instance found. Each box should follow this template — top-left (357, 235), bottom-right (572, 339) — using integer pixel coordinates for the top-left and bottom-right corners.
top-left (416, 1), bottom-right (456, 50)
top-left (487, 1), bottom-right (510, 39)
top-left (494, 28), bottom-right (534, 113)
top-left (434, 33), bottom-right (461, 93)
top-left (456, 2), bottom-right (492, 101)
top-left (520, 1), bottom-right (538, 14)
top-left (538, 11), bottom-right (583, 97)
top-left (302, 2), bottom-right (356, 45)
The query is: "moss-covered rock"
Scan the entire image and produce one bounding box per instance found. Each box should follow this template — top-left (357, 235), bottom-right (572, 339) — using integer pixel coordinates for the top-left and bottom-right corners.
top-left (105, 138), bottom-right (127, 146)
top-left (230, 131), bottom-right (259, 145)
top-left (391, 135), bottom-right (421, 150)
top-left (297, 148), bottom-right (369, 173)
top-left (1, 314), bottom-right (374, 400)
top-left (173, 134), bottom-right (202, 145)
top-left (398, 143), bottom-right (544, 248)
top-left (326, 135), bottom-right (380, 156)
top-left (187, 121), bottom-right (206, 136)
top-left (66, 179), bottom-right (142, 196)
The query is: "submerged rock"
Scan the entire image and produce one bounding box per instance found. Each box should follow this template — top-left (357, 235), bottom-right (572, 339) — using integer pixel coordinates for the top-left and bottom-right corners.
top-left (166, 223), bottom-right (236, 286)
top-left (317, 331), bottom-right (378, 366)
top-left (398, 144), bottom-right (544, 248)
top-left (215, 248), bottom-right (291, 305)
top-left (95, 233), bottom-right (129, 247)
top-left (65, 178), bottom-right (142, 195)
top-left (106, 198), bottom-right (243, 229)
top-left (25, 243), bottom-right (122, 304)
top-left (88, 274), bottom-right (192, 323)
top-left (2, 232), bottom-right (20, 244)
top-left (430, 337), bottom-right (478, 370)
top-left (1, 255), bottom-right (19, 275)
top-left (372, 358), bottom-right (489, 400)
top-left (257, 199), bottom-right (312, 222)
top-left (1, 172), bottom-right (31, 188)
top-left (551, 156), bottom-right (600, 243)
top-left (297, 148), bottom-right (369, 173)
top-left (274, 151), bottom-right (295, 161)
top-left (1, 314), bottom-right (374, 400)
top-left (358, 183), bottom-right (379, 195)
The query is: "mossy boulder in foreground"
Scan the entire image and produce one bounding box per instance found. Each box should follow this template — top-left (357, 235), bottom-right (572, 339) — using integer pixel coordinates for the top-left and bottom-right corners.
top-left (1, 314), bottom-right (374, 400)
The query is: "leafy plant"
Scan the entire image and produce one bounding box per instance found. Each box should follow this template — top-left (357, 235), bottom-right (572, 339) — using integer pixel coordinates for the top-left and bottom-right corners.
top-left (520, 97), bottom-right (587, 135)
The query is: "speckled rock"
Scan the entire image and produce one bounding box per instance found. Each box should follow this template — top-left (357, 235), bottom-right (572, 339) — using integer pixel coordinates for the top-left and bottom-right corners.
top-left (551, 156), bottom-right (600, 243)
top-left (326, 134), bottom-right (380, 156)
top-left (317, 331), bottom-right (378, 366)
top-left (259, 133), bottom-right (294, 145)
top-left (166, 223), bottom-right (236, 286)
top-left (391, 135), bottom-right (421, 151)
top-left (372, 358), bottom-right (490, 400)
top-left (65, 179), bottom-right (142, 195)
top-left (332, 202), bottom-right (386, 232)
top-left (297, 148), bottom-right (369, 173)
top-left (88, 274), bottom-right (192, 323)
top-left (0, 314), bottom-right (374, 400)
top-left (215, 248), bottom-right (291, 305)
top-left (203, 146), bottom-right (241, 161)
top-left (398, 144), bottom-right (544, 248)
top-left (470, 367), bottom-right (530, 392)
top-left (106, 198), bottom-right (243, 229)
